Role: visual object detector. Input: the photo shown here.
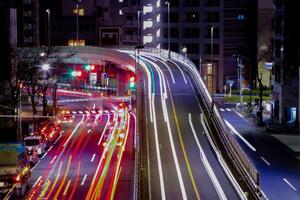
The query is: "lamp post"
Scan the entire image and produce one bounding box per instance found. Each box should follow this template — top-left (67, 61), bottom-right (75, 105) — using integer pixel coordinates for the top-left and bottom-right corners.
top-left (76, 3), bottom-right (79, 46)
top-left (45, 9), bottom-right (50, 46)
top-left (165, 1), bottom-right (170, 58)
top-left (182, 47), bottom-right (187, 60)
top-left (210, 25), bottom-right (214, 95)
top-left (137, 9), bottom-right (142, 46)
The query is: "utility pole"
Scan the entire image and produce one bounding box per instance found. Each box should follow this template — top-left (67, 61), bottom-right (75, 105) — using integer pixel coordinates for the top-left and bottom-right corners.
top-left (46, 9), bottom-right (50, 46)
top-left (210, 26), bottom-right (214, 109)
top-left (76, 3), bottom-right (79, 46)
top-left (165, 1), bottom-right (170, 58)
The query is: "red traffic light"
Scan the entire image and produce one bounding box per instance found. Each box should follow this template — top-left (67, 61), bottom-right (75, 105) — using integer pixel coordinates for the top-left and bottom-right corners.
top-left (129, 76), bottom-right (135, 82)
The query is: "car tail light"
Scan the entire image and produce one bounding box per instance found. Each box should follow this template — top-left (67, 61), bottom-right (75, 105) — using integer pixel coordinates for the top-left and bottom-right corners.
top-left (15, 174), bottom-right (21, 182)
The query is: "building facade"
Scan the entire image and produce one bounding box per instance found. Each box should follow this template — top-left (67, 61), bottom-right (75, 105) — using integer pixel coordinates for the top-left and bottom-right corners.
top-left (142, 0), bottom-right (257, 93)
top-left (45, 0), bottom-right (141, 47)
top-left (273, 0), bottom-right (300, 124)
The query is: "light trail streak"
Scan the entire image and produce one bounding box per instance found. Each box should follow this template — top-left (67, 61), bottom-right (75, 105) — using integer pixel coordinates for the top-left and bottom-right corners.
top-left (91, 114), bottom-right (125, 200)
top-left (143, 57), bottom-right (187, 200)
top-left (62, 180), bottom-right (71, 196)
top-left (68, 161), bottom-right (81, 200)
top-left (167, 76), bottom-right (201, 200)
top-left (85, 113), bottom-right (119, 200)
top-left (43, 161), bottom-right (63, 199)
top-left (189, 113), bottom-right (227, 200)
top-left (53, 155), bottom-right (72, 199)
top-left (98, 114), bottom-right (111, 146)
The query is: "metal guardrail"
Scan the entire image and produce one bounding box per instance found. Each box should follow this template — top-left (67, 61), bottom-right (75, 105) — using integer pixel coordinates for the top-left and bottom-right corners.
top-left (139, 47), bottom-right (266, 200)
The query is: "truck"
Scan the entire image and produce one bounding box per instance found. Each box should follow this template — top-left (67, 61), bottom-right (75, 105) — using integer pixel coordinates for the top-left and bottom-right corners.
top-left (0, 143), bottom-right (31, 198)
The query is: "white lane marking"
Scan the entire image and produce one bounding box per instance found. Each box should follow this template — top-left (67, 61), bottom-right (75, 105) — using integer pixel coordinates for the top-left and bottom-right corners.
top-left (32, 176), bottom-right (42, 188)
top-left (219, 108), bottom-right (225, 112)
top-left (30, 160), bottom-right (40, 171)
top-left (41, 152), bottom-right (48, 159)
top-left (91, 153), bottom-right (96, 162)
top-left (283, 178), bottom-right (297, 191)
top-left (226, 108), bottom-right (231, 112)
top-left (97, 115), bottom-right (110, 146)
top-left (151, 94), bottom-right (166, 200)
top-left (47, 146), bottom-right (53, 152)
top-left (260, 156), bottom-right (270, 166)
top-left (142, 54), bottom-right (176, 84)
top-left (151, 58), bottom-right (187, 200)
top-left (224, 120), bottom-right (256, 152)
top-left (189, 113), bottom-right (227, 200)
top-left (233, 110), bottom-right (244, 118)
top-left (54, 134), bottom-right (62, 145)
top-left (81, 174), bottom-right (88, 186)
top-left (50, 155), bottom-right (58, 164)
top-left (168, 59), bottom-right (188, 84)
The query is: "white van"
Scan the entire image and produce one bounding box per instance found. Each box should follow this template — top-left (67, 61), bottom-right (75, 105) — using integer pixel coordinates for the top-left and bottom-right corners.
top-left (24, 136), bottom-right (46, 156)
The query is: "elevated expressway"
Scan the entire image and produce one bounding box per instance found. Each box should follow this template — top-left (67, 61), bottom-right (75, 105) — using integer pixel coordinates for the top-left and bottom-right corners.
top-left (18, 46), bottom-right (265, 200)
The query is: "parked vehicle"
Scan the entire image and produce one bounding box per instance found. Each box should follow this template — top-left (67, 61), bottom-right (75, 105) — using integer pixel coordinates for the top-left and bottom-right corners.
top-left (0, 143), bottom-right (31, 197)
top-left (24, 136), bottom-right (46, 158)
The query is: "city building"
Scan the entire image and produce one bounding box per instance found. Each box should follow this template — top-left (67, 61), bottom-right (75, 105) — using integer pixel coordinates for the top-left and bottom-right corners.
top-left (273, 0), bottom-right (300, 125)
top-left (43, 0), bottom-right (141, 47)
top-left (142, 0), bottom-right (257, 93)
top-left (17, 0), bottom-right (40, 47)
top-left (0, 0), bottom-right (17, 98)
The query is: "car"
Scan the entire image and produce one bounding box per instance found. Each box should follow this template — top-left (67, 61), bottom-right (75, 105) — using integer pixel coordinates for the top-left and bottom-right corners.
top-left (24, 136), bottom-right (46, 157)
top-left (57, 114), bottom-right (74, 124)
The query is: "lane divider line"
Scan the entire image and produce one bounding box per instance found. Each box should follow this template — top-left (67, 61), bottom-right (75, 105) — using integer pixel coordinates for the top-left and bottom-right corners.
top-left (189, 113), bottom-right (227, 200)
top-left (283, 178), bottom-right (297, 191)
top-left (224, 120), bottom-right (256, 152)
top-left (81, 174), bottom-right (88, 186)
top-left (260, 156), bottom-right (271, 166)
top-left (91, 153), bottom-right (96, 162)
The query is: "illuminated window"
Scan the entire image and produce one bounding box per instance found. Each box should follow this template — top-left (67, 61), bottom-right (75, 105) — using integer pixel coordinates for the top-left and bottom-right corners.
top-left (156, 29), bottom-right (160, 37)
top-left (156, 0), bottom-right (160, 8)
top-left (143, 35), bottom-right (153, 44)
top-left (73, 8), bottom-right (84, 16)
top-left (143, 4), bottom-right (153, 14)
top-left (156, 14), bottom-right (160, 22)
top-left (119, 9), bottom-right (123, 15)
top-left (68, 39), bottom-right (85, 46)
top-left (143, 20), bottom-right (153, 29)
top-left (207, 63), bottom-right (213, 75)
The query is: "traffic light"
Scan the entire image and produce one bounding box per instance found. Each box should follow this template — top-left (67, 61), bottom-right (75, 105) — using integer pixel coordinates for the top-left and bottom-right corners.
top-left (71, 70), bottom-right (82, 77)
top-left (84, 64), bottom-right (95, 71)
top-left (129, 76), bottom-right (136, 89)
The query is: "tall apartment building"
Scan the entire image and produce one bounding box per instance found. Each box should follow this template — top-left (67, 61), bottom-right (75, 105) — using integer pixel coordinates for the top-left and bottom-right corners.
top-left (45, 0), bottom-right (141, 47)
top-left (142, 0), bottom-right (257, 93)
top-left (17, 0), bottom-right (40, 47)
top-left (273, 0), bottom-right (300, 124)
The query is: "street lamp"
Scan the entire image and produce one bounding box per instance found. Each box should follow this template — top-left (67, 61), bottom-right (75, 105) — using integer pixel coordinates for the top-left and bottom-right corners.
top-left (41, 63), bottom-right (50, 71)
top-left (45, 9), bottom-right (50, 46)
top-left (165, 1), bottom-right (170, 58)
top-left (182, 47), bottom-right (187, 60)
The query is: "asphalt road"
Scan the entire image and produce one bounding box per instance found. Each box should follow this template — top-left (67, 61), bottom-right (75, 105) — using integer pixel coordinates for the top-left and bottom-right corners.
top-left (25, 100), bottom-right (136, 200)
top-left (140, 54), bottom-right (240, 200)
top-left (219, 104), bottom-right (300, 200)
